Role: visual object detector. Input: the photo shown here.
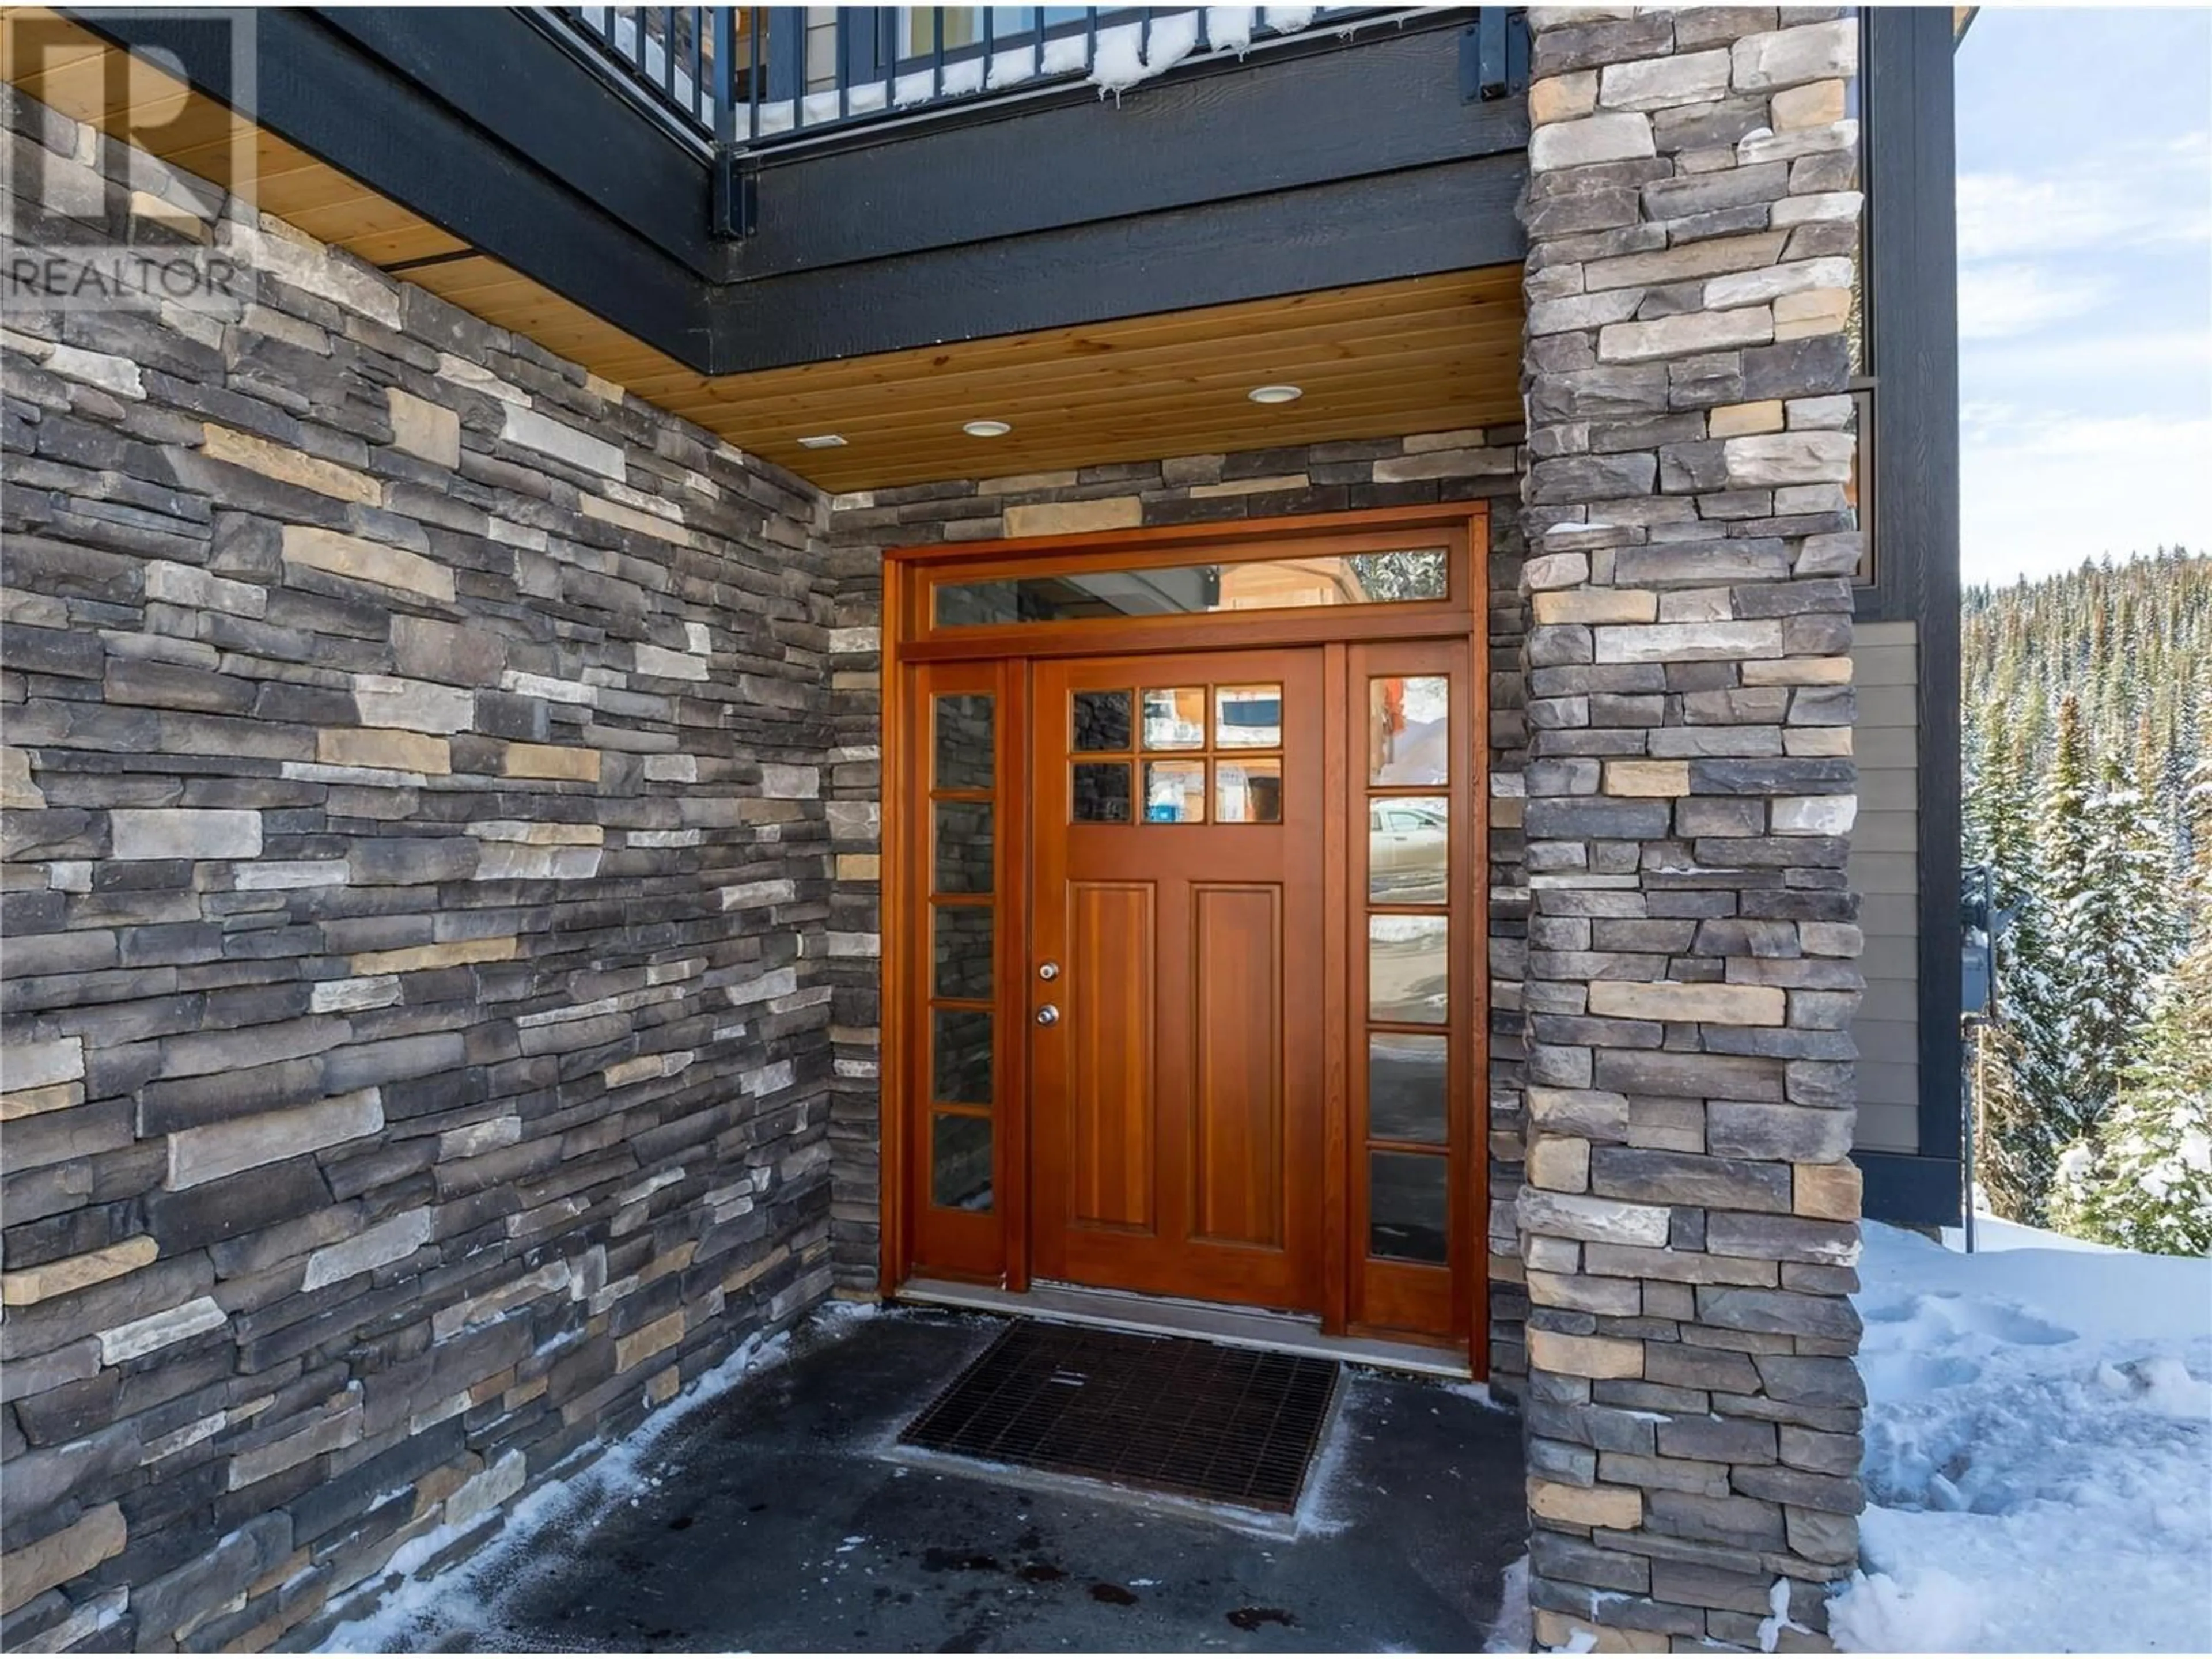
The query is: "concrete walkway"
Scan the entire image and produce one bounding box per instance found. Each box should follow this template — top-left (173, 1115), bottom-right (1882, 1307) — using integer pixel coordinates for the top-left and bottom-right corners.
top-left (340, 1305), bottom-right (1527, 1653)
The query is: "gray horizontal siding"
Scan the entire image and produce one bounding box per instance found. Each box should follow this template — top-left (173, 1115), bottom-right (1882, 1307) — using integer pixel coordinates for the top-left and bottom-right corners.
top-left (1850, 619), bottom-right (1920, 1156)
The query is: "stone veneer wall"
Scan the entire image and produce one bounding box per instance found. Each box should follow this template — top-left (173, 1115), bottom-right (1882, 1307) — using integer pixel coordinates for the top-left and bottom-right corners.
top-left (1512, 7), bottom-right (1870, 1650)
top-left (1, 94), bottom-right (838, 1650)
top-left (820, 433), bottom-right (1535, 1383)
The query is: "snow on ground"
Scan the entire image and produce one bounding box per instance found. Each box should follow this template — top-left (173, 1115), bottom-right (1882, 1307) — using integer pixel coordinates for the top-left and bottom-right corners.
top-left (1942, 1211), bottom-right (2122, 1255)
top-left (318, 1306), bottom-right (871, 1652)
top-left (1481, 1555), bottom-right (1533, 1654)
top-left (1829, 1222), bottom-right (2212, 1652)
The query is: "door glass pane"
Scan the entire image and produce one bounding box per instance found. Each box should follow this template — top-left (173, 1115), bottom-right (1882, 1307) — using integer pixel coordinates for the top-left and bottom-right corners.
top-left (934, 580), bottom-right (1020, 628)
top-left (1369, 1151), bottom-right (1448, 1263)
top-left (932, 548), bottom-right (1448, 627)
top-left (1369, 675), bottom-right (1449, 786)
top-left (931, 1009), bottom-right (993, 1104)
top-left (1369, 915), bottom-right (1448, 1024)
top-left (933, 904), bottom-right (994, 999)
top-left (1073, 689), bottom-right (1132, 753)
top-left (1142, 760), bottom-right (1206, 824)
top-left (931, 1112), bottom-right (994, 1211)
top-left (934, 694), bottom-right (994, 790)
top-left (1214, 684), bottom-right (1282, 749)
top-left (1369, 1033), bottom-right (1448, 1144)
top-left (1368, 793), bottom-right (1449, 905)
top-left (1216, 758), bottom-right (1283, 824)
top-left (1141, 687), bottom-right (1206, 750)
top-left (1073, 762), bottom-right (1132, 823)
top-left (933, 800), bottom-right (994, 893)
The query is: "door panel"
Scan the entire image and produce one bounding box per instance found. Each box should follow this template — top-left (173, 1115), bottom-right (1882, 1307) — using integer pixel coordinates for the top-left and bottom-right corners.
top-left (1031, 649), bottom-right (1324, 1312)
top-left (1069, 881), bottom-right (1156, 1231)
top-left (1191, 884), bottom-right (1283, 1249)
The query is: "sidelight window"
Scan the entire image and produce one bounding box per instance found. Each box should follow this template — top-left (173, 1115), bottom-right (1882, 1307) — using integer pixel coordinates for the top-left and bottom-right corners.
top-left (1362, 672), bottom-right (1453, 1266)
top-left (927, 689), bottom-right (998, 1213)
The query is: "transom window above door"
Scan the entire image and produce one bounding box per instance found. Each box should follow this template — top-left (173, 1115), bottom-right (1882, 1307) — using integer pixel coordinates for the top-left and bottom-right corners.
top-left (897, 510), bottom-right (1477, 652)
top-left (1066, 683), bottom-right (1284, 824)
top-left (929, 547), bottom-right (1452, 631)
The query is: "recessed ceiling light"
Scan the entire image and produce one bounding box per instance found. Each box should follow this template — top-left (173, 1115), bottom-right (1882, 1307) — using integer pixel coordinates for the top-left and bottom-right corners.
top-left (796, 433), bottom-right (847, 449)
top-left (962, 419), bottom-right (1012, 438)
top-left (1248, 384), bottom-right (1303, 404)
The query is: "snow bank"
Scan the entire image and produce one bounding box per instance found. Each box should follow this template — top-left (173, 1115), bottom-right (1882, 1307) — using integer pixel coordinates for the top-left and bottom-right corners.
top-left (1482, 1555), bottom-right (1532, 1654)
top-left (319, 1306), bottom-right (872, 1652)
top-left (1828, 1224), bottom-right (2211, 1652)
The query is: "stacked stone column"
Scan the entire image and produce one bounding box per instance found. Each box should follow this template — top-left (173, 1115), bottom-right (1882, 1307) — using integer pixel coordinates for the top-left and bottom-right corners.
top-left (1513, 8), bottom-right (1868, 1651)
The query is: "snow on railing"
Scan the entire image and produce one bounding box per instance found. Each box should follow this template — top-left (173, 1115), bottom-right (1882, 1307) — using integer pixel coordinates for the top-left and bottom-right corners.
top-left (546, 6), bottom-right (1397, 151)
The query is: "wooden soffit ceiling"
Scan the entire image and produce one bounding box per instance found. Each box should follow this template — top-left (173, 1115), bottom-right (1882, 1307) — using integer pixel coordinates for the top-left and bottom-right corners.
top-left (3, 10), bottom-right (1526, 493)
top-left (436, 262), bottom-right (1528, 493)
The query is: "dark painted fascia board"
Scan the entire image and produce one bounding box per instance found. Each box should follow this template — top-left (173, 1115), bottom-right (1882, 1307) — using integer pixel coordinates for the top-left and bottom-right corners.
top-left (1860, 6), bottom-right (1965, 1217)
top-left (710, 153), bottom-right (1527, 371)
top-left (1855, 1150), bottom-right (1964, 1228)
top-left (737, 15), bottom-right (1527, 278)
top-left (312, 7), bottom-right (728, 281)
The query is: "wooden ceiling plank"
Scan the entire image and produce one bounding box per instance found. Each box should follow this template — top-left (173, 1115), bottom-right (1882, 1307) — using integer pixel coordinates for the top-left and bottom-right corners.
top-left (688, 396), bottom-right (1519, 467)
top-left (117, 93), bottom-right (238, 155)
top-left (729, 273), bottom-right (1513, 380)
top-left (288, 194), bottom-right (446, 241)
top-left (0, 10), bottom-right (107, 85)
top-left (11, 48), bottom-right (116, 122)
top-left (346, 225), bottom-right (472, 267)
top-left (696, 274), bottom-right (1522, 397)
top-left (734, 363), bottom-right (1521, 430)
top-left (162, 124), bottom-right (320, 177)
top-left (747, 391), bottom-right (1522, 475)
top-left (659, 320), bottom-right (1524, 427)
top-left (772, 404), bottom-right (1527, 491)
top-left (654, 338), bottom-right (1525, 437)
top-left (259, 172), bottom-right (406, 218)
top-left (697, 308), bottom-right (1528, 408)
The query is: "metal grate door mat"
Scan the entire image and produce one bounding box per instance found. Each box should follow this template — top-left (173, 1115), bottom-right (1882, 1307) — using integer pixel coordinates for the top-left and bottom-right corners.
top-left (896, 1319), bottom-right (1340, 1513)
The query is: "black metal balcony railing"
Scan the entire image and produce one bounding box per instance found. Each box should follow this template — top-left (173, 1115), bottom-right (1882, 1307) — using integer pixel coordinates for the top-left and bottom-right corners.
top-left (546, 7), bottom-right (1415, 150)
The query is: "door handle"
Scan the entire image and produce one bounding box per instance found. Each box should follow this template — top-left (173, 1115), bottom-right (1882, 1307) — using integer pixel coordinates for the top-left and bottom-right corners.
top-left (1037, 961), bottom-right (1060, 981)
top-left (1035, 1005), bottom-right (1060, 1027)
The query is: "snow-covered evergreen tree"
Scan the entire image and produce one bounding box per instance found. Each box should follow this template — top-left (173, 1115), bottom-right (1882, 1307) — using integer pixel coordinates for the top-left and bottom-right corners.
top-left (1972, 1020), bottom-right (2054, 1226)
top-left (2182, 746), bottom-right (2212, 945)
top-left (1966, 699), bottom-right (2065, 1220)
top-left (2052, 942), bottom-right (2212, 1256)
top-left (2060, 747), bottom-right (2186, 1119)
top-left (2027, 695), bottom-right (2101, 1134)
top-left (1962, 551), bottom-right (2209, 1237)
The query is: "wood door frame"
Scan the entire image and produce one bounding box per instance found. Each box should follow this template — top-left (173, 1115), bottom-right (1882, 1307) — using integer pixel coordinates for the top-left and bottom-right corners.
top-left (880, 502), bottom-right (1492, 1374)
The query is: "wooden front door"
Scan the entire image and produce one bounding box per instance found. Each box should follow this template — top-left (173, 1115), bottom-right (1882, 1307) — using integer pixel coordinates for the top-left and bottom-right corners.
top-left (1028, 649), bottom-right (1327, 1311)
top-left (889, 505), bottom-right (1494, 1366)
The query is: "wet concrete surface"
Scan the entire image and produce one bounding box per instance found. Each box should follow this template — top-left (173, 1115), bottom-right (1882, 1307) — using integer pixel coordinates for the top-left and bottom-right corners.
top-left (380, 1305), bottom-right (1526, 1653)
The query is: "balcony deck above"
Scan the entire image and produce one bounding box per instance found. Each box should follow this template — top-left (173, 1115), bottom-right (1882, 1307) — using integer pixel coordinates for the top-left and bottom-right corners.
top-left (540, 7), bottom-right (1518, 153)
